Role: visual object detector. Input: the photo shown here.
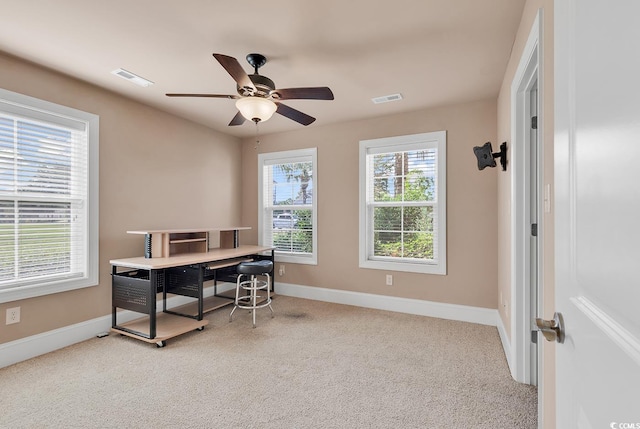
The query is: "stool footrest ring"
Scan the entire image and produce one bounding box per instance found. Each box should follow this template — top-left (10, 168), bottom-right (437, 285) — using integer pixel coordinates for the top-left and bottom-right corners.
top-left (235, 299), bottom-right (272, 310)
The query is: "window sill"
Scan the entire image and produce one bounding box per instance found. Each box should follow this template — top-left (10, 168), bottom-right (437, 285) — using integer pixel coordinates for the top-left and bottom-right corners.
top-left (359, 259), bottom-right (446, 275)
top-left (275, 253), bottom-right (317, 266)
top-left (0, 276), bottom-right (98, 304)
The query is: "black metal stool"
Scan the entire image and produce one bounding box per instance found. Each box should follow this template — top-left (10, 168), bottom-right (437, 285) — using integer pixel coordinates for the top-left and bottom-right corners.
top-left (229, 260), bottom-right (274, 328)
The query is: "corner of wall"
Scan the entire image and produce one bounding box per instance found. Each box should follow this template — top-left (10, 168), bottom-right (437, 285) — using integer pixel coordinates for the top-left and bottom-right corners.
top-left (497, 310), bottom-right (515, 378)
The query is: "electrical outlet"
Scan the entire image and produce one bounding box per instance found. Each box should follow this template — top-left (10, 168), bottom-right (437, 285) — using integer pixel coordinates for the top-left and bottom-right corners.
top-left (279, 265), bottom-right (285, 276)
top-left (386, 274), bottom-right (393, 286)
top-left (6, 307), bottom-right (20, 325)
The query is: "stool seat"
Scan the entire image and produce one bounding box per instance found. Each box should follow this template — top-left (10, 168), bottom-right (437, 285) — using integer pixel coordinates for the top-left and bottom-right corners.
top-left (237, 260), bottom-right (273, 276)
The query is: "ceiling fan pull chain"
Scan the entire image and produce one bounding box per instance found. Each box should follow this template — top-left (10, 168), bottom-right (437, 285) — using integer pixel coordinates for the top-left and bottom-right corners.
top-left (254, 121), bottom-right (261, 149)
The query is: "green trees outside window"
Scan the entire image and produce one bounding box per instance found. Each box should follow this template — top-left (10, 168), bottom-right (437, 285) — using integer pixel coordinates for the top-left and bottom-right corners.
top-left (371, 150), bottom-right (436, 260)
top-left (270, 161), bottom-right (313, 254)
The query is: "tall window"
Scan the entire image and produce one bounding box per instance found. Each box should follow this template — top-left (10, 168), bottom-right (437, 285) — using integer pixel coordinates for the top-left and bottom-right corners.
top-left (359, 131), bottom-right (446, 275)
top-left (0, 88), bottom-right (99, 303)
top-left (258, 148), bottom-right (317, 265)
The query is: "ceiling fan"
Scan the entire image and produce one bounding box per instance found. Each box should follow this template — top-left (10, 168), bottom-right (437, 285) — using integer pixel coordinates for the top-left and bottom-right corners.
top-left (166, 53), bottom-right (334, 126)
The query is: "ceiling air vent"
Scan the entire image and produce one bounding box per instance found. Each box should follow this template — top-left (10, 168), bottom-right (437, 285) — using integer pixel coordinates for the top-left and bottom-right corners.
top-left (111, 68), bottom-right (154, 87)
top-left (372, 93), bottom-right (403, 104)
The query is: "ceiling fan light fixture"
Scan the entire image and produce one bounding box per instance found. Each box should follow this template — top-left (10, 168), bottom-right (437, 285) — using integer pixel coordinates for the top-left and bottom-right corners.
top-left (235, 97), bottom-right (277, 122)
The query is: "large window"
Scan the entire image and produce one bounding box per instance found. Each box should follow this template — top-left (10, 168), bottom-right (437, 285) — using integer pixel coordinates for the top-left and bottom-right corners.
top-left (359, 131), bottom-right (446, 275)
top-left (258, 148), bottom-right (317, 265)
top-left (0, 88), bottom-right (99, 303)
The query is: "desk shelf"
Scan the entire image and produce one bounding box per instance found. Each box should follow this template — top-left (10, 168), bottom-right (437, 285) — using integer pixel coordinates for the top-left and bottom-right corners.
top-left (170, 237), bottom-right (208, 244)
top-left (171, 294), bottom-right (234, 317)
top-left (169, 288), bottom-right (275, 317)
top-left (111, 313), bottom-right (208, 347)
top-left (126, 227), bottom-right (251, 259)
top-left (168, 232), bottom-right (208, 255)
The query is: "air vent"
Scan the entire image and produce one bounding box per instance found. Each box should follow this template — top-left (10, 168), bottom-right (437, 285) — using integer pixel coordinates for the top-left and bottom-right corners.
top-left (111, 68), bottom-right (154, 87)
top-left (372, 93), bottom-right (403, 104)
top-left (115, 70), bottom-right (135, 79)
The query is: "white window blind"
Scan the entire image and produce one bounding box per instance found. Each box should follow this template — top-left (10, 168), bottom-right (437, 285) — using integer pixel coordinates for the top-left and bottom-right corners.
top-left (359, 132), bottom-right (446, 275)
top-left (258, 148), bottom-right (317, 265)
top-left (0, 89), bottom-right (99, 302)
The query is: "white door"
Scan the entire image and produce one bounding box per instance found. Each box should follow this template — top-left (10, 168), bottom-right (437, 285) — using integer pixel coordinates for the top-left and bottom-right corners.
top-left (555, 1), bottom-right (640, 427)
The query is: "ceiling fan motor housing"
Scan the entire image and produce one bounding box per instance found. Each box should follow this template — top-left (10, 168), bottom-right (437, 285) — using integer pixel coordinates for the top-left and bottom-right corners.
top-left (238, 74), bottom-right (275, 97)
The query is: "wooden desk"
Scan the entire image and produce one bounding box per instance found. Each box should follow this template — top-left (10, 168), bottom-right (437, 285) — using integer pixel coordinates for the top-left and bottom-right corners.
top-left (110, 245), bottom-right (274, 347)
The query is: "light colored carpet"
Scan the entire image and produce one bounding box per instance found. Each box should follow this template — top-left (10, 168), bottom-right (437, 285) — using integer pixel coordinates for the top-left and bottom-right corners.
top-left (0, 296), bottom-right (536, 428)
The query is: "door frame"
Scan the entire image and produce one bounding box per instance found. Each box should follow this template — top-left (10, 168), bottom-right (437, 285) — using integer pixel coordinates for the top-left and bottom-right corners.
top-left (510, 8), bottom-right (544, 390)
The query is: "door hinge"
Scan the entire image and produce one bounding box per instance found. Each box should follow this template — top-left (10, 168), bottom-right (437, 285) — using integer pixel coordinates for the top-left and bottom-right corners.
top-left (531, 223), bottom-right (538, 237)
top-left (531, 330), bottom-right (538, 344)
top-left (531, 116), bottom-right (538, 129)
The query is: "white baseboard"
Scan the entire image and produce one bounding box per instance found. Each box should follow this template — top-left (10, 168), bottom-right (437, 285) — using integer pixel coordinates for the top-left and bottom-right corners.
top-left (496, 313), bottom-right (515, 378)
top-left (2, 281), bottom-right (500, 369)
top-left (276, 282), bottom-right (498, 326)
top-left (0, 313), bottom-right (111, 369)
top-left (0, 282), bottom-right (236, 369)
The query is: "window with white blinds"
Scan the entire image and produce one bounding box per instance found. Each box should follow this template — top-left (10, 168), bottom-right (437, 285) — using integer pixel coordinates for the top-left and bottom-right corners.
top-left (258, 148), bottom-right (317, 265)
top-left (0, 88), bottom-right (99, 303)
top-left (359, 131), bottom-right (446, 275)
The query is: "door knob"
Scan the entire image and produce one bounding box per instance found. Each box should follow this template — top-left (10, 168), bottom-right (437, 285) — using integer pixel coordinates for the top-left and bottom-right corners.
top-left (535, 312), bottom-right (565, 344)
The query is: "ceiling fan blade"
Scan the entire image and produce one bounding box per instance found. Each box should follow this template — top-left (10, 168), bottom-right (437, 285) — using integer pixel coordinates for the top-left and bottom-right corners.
top-left (273, 87), bottom-right (334, 100)
top-left (212, 53), bottom-right (256, 93)
top-left (228, 111), bottom-right (246, 126)
top-left (276, 103), bottom-right (316, 126)
top-left (165, 93), bottom-right (239, 99)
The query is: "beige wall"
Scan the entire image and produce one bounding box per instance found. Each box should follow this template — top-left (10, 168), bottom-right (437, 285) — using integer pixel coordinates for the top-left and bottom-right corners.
top-left (240, 99), bottom-right (498, 309)
top-left (0, 52), bottom-right (242, 345)
top-left (496, 0), bottom-right (555, 427)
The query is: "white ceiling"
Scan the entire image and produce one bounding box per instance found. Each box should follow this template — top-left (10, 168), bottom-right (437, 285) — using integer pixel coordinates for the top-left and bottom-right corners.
top-left (0, 0), bottom-right (526, 138)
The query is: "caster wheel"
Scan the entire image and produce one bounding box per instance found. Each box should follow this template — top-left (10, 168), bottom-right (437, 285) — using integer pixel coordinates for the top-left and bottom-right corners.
top-left (156, 341), bottom-right (166, 348)
top-left (197, 326), bottom-right (205, 331)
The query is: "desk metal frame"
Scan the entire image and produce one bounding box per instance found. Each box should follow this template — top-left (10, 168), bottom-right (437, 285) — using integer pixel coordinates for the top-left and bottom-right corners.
top-left (110, 245), bottom-right (274, 345)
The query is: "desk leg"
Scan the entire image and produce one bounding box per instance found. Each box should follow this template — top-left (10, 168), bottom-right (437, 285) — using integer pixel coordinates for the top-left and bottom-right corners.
top-left (270, 249), bottom-right (275, 292)
top-left (149, 270), bottom-right (158, 339)
top-left (111, 265), bottom-right (118, 328)
top-left (162, 268), bottom-right (167, 313)
top-left (198, 264), bottom-right (204, 320)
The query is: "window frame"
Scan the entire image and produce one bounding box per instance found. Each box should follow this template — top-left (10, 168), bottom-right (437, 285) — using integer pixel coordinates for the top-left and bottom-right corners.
top-left (359, 131), bottom-right (446, 275)
top-left (258, 148), bottom-right (317, 265)
top-left (0, 88), bottom-right (99, 303)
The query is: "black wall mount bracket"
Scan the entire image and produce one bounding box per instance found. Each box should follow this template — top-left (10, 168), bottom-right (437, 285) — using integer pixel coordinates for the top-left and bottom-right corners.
top-left (473, 141), bottom-right (508, 171)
